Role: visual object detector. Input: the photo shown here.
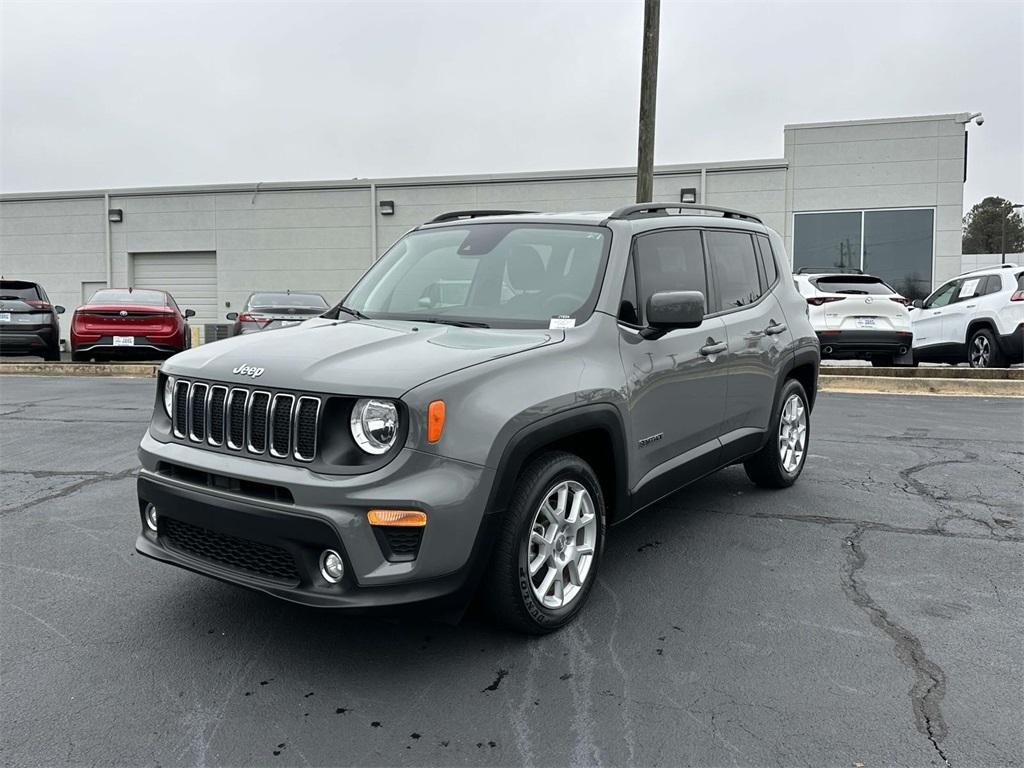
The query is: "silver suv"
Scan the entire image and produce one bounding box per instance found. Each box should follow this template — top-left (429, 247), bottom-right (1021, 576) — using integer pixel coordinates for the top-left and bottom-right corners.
top-left (136, 204), bottom-right (820, 633)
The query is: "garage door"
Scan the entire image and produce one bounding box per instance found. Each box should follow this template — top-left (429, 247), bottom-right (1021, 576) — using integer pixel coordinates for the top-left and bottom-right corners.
top-left (132, 252), bottom-right (218, 325)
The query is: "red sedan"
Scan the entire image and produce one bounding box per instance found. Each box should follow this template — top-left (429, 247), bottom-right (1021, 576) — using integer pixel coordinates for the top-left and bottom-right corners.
top-left (71, 288), bottom-right (195, 361)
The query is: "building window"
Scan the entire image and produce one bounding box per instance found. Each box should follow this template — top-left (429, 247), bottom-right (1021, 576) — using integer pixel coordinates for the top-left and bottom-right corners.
top-left (793, 209), bottom-right (934, 300)
top-left (863, 209), bottom-right (934, 301)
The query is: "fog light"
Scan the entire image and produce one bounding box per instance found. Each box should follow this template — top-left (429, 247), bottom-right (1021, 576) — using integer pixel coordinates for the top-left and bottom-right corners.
top-left (320, 550), bottom-right (344, 583)
top-left (144, 504), bottom-right (159, 532)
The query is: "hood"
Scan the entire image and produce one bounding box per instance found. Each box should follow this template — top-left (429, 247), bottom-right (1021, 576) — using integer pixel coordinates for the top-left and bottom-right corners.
top-left (163, 318), bottom-right (562, 397)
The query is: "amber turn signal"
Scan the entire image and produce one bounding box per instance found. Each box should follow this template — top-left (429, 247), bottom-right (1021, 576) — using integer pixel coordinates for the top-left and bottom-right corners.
top-left (427, 400), bottom-right (446, 443)
top-left (367, 509), bottom-right (427, 527)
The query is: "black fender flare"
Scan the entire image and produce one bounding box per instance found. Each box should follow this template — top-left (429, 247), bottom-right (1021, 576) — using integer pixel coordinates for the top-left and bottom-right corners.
top-left (485, 403), bottom-right (630, 524)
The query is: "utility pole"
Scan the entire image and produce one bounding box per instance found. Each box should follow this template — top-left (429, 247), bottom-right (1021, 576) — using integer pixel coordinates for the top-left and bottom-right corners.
top-left (635, 0), bottom-right (660, 203)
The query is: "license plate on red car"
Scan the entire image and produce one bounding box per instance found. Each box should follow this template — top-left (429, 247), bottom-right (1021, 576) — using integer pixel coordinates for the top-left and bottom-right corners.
top-left (113, 336), bottom-right (135, 346)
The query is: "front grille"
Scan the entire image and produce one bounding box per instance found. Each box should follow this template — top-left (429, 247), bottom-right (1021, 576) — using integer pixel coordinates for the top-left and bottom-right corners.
top-left (169, 379), bottom-right (321, 463)
top-left (161, 516), bottom-right (300, 584)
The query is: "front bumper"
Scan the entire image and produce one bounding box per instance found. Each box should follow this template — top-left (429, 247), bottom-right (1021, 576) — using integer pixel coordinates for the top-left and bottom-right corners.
top-left (816, 330), bottom-right (913, 359)
top-left (136, 432), bottom-right (498, 609)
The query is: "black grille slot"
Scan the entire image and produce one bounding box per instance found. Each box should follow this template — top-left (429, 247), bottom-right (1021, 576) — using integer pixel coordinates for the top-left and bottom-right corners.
top-left (208, 386), bottom-right (227, 445)
top-left (173, 381), bottom-right (189, 437)
top-left (270, 394), bottom-right (294, 457)
top-left (161, 517), bottom-right (300, 584)
top-left (294, 397), bottom-right (320, 461)
top-left (248, 392), bottom-right (270, 453)
top-left (227, 389), bottom-right (247, 449)
top-left (373, 527), bottom-right (423, 563)
top-left (155, 461), bottom-right (294, 503)
top-left (189, 383), bottom-right (208, 442)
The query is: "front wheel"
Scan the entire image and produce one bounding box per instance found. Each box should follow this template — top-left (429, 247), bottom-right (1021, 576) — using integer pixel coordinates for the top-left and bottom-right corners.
top-left (483, 451), bottom-right (605, 634)
top-left (744, 379), bottom-right (810, 489)
top-left (968, 328), bottom-right (1005, 368)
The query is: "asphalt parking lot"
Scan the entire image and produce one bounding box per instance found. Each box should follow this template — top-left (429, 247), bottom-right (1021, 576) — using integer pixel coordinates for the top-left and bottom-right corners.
top-left (1, 376), bottom-right (1021, 768)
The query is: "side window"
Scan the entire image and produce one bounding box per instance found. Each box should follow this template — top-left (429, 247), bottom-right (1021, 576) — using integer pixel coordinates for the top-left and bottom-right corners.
top-left (706, 231), bottom-right (763, 309)
top-left (981, 275), bottom-right (1004, 295)
top-left (618, 253), bottom-right (640, 326)
top-left (954, 276), bottom-right (984, 302)
top-left (633, 230), bottom-right (708, 323)
top-left (755, 235), bottom-right (779, 287)
top-left (924, 281), bottom-right (959, 308)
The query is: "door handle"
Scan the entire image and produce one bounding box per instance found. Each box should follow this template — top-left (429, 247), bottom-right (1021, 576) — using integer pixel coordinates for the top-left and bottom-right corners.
top-left (700, 341), bottom-right (728, 356)
top-left (965, 304), bottom-right (977, 309)
top-left (765, 321), bottom-right (787, 335)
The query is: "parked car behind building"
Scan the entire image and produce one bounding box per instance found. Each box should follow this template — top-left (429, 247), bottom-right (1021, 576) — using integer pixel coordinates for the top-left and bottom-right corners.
top-left (227, 292), bottom-right (329, 335)
top-left (71, 288), bottom-right (194, 361)
top-left (910, 264), bottom-right (1024, 367)
top-left (0, 279), bottom-right (64, 361)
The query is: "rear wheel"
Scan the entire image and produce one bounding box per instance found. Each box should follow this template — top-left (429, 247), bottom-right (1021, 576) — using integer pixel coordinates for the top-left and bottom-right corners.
top-left (968, 328), bottom-right (1005, 368)
top-left (870, 356), bottom-right (894, 367)
top-left (42, 345), bottom-right (60, 362)
top-left (744, 378), bottom-right (810, 489)
top-left (71, 351), bottom-right (89, 362)
top-left (483, 451), bottom-right (605, 634)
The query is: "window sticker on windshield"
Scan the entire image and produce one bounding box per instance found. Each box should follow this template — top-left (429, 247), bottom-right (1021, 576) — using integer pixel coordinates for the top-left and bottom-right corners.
top-left (958, 278), bottom-right (980, 298)
top-left (549, 316), bottom-right (576, 330)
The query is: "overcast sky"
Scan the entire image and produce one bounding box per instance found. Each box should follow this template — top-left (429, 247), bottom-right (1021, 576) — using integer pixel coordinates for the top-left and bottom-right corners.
top-left (1, 0), bottom-right (1021, 208)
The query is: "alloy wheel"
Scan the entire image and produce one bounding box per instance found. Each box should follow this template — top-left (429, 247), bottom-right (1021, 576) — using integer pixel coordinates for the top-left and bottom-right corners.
top-left (777, 393), bottom-right (807, 474)
top-left (526, 480), bottom-right (597, 609)
top-left (970, 335), bottom-right (990, 368)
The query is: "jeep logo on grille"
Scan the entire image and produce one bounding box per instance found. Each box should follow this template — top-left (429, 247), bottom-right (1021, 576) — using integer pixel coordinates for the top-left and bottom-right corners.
top-left (232, 364), bottom-right (265, 379)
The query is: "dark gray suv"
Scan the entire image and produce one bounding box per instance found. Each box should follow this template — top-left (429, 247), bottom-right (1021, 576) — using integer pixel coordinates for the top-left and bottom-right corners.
top-left (136, 204), bottom-right (819, 633)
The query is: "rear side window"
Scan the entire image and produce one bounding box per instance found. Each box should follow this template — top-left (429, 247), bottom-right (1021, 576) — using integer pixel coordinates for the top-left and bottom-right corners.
top-left (1017, 272), bottom-right (1024, 291)
top-left (0, 281), bottom-right (42, 300)
top-left (811, 276), bottom-right (894, 295)
top-left (633, 230), bottom-right (708, 322)
top-left (980, 274), bottom-right (1004, 295)
top-left (755, 235), bottom-right (778, 287)
top-left (706, 230), bottom-right (762, 309)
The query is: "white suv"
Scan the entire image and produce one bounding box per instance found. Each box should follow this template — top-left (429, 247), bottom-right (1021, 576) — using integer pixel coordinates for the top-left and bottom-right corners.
top-left (794, 270), bottom-right (913, 366)
top-left (910, 264), bottom-right (1024, 368)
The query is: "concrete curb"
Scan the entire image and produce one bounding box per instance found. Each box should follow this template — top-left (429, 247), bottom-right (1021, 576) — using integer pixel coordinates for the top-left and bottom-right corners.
top-left (820, 365), bottom-right (1024, 380)
top-left (819, 375), bottom-right (1024, 397)
top-left (0, 363), bottom-right (159, 378)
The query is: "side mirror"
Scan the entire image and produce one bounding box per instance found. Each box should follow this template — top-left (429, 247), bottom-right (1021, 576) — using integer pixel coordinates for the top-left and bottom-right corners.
top-left (55, 305), bottom-right (65, 314)
top-left (226, 312), bottom-right (239, 321)
top-left (912, 299), bottom-right (924, 309)
top-left (184, 309), bottom-right (196, 318)
top-left (642, 290), bottom-right (705, 338)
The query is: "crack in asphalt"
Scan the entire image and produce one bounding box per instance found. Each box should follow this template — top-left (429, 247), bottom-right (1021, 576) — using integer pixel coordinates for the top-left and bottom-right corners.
top-left (0, 468), bottom-right (138, 518)
top-left (841, 525), bottom-right (951, 767)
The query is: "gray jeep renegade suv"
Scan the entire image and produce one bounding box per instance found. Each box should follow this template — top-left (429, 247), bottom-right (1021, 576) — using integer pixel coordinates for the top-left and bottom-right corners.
top-left (137, 203), bottom-right (819, 633)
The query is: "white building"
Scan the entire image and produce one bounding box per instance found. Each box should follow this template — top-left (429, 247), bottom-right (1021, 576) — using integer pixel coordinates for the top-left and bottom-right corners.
top-left (0, 112), bottom-right (975, 334)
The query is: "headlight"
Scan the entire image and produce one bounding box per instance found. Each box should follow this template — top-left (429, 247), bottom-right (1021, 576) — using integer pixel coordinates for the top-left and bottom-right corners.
top-left (350, 398), bottom-right (399, 455)
top-left (163, 377), bottom-right (175, 417)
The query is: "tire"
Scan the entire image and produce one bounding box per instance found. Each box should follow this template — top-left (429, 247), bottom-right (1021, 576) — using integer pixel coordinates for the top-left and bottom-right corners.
top-left (870, 356), bottom-right (894, 367)
top-left (71, 351), bottom-right (89, 362)
top-left (42, 345), bottom-right (60, 362)
top-left (744, 378), bottom-right (810, 489)
top-left (968, 328), bottom-right (1005, 368)
top-left (483, 451), bottom-right (605, 634)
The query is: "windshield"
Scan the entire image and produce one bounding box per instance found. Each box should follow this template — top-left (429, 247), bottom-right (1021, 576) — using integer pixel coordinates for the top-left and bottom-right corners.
top-left (339, 224), bottom-right (610, 328)
top-left (89, 289), bottom-right (166, 306)
top-left (811, 276), bottom-right (896, 295)
top-left (250, 293), bottom-right (328, 309)
top-left (0, 282), bottom-right (42, 300)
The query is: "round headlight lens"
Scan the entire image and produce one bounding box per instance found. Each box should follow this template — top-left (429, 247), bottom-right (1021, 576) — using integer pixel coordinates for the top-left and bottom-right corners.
top-left (163, 377), bottom-right (175, 417)
top-left (350, 398), bottom-right (399, 455)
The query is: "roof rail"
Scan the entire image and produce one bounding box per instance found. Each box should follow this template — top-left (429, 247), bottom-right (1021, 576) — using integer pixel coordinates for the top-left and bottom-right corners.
top-left (605, 202), bottom-right (763, 224)
top-left (960, 262), bottom-right (1018, 274)
top-left (795, 266), bottom-right (864, 275)
top-left (428, 209), bottom-right (537, 224)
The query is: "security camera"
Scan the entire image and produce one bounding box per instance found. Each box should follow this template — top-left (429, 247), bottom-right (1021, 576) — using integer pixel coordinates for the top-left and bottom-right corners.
top-left (975, 115), bottom-right (984, 126)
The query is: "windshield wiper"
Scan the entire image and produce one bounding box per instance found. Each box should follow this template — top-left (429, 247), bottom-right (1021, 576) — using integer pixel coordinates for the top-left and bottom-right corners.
top-left (419, 318), bottom-right (490, 328)
top-left (336, 305), bottom-right (369, 320)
